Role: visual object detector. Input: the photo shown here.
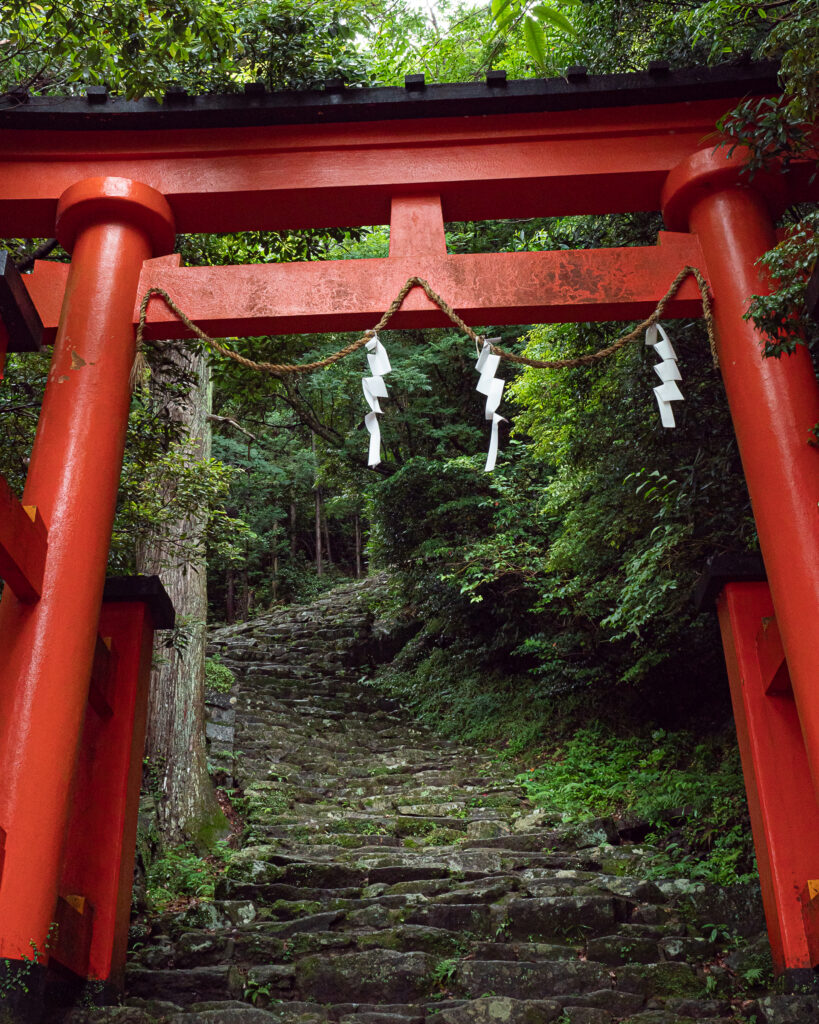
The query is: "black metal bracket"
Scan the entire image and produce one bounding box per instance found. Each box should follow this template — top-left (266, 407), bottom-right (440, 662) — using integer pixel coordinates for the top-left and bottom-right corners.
top-left (693, 552), bottom-right (767, 612)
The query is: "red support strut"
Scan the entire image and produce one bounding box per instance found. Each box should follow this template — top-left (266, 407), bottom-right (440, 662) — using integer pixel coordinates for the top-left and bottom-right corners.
top-left (0, 178), bottom-right (174, 969)
top-left (716, 582), bottom-right (819, 977)
top-left (56, 578), bottom-right (173, 990)
top-left (664, 150), bottom-right (819, 973)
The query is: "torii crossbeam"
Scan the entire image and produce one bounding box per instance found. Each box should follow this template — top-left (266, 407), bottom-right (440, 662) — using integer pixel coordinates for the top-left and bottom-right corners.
top-left (0, 62), bottom-right (818, 1017)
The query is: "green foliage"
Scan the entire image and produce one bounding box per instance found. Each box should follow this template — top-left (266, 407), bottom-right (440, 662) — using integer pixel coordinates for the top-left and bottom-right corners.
top-left (243, 977), bottom-right (274, 1006)
top-left (113, 431), bottom-right (252, 573)
top-left (520, 725), bottom-right (754, 885)
top-left (145, 840), bottom-right (231, 911)
top-left (0, 934), bottom-right (50, 1001)
top-left (745, 212), bottom-right (819, 358)
top-left (429, 956), bottom-right (459, 991)
top-left (490, 0), bottom-right (579, 71)
top-left (204, 655), bottom-right (235, 693)
top-left (0, 0), bottom-right (370, 99)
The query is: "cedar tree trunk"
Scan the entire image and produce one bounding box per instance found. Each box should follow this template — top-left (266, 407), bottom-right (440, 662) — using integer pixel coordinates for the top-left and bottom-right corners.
top-left (137, 340), bottom-right (227, 847)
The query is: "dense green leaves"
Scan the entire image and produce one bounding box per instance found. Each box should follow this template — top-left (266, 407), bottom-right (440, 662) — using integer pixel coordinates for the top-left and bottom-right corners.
top-left (0, 0), bottom-right (370, 99)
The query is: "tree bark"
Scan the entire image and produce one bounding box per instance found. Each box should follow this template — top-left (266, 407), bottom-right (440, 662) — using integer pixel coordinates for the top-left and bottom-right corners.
top-left (354, 513), bottom-right (362, 579)
top-left (312, 432), bottom-right (323, 576)
top-left (289, 499), bottom-right (298, 559)
top-left (136, 340), bottom-right (227, 848)
top-left (315, 486), bottom-right (323, 577)
top-left (322, 501), bottom-right (333, 567)
top-left (226, 567), bottom-right (236, 624)
top-left (239, 567), bottom-right (250, 620)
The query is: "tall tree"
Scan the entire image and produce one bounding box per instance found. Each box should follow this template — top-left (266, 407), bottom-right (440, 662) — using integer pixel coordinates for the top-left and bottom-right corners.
top-left (135, 342), bottom-right (227, 844)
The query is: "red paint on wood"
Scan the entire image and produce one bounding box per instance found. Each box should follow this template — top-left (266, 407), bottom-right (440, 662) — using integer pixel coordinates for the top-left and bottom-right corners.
top-left (664, 149), bottom-right (819, 808)
top-left (389, 195), bottom-right (447, 257)
top-left (19, 232), bottom-right (707, 345)
top-left (60, 600), bottom-right (155, 986)
top-left (0, 100), bottom-right (784, 237)
top-left (51, 896), bottom-right (94, 978)
top-left (717, 582), bottom-right (819, 973)
top-left (87, 636), bottom-right (116, 720)
top-left (0, 177), bottom-right (173, 962)
top-left (0, 476), bottom-right (47, 602)
top-left (803, 886), bottom-right (819, 968)
top-left (756, 615), bottom-right (790, 695)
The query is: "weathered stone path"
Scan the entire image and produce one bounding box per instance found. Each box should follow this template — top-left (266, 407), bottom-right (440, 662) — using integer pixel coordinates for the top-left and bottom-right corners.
top-left (66, 577), bottom-right (799, 1024)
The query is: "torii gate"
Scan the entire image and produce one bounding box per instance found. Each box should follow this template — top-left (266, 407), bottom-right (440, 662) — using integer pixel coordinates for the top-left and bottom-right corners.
top-left (0, 62), bottom-right (818, 1014)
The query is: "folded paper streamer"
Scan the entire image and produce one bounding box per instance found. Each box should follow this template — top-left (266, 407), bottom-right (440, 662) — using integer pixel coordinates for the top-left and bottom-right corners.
top-left (362, 334), bottom-right (392, 466)
top-left (646, 323), bottom-right (683, 428)
top-left (476, 338), bottom-right (507, 471)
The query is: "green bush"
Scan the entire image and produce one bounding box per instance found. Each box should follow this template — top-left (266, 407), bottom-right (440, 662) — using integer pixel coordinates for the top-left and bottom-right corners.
top-left (205, 655), bottom-right (235, 693)
top-left (519, 725), bottom-right (754, 886)
top-left (145, 841), bottom-right (232, 911)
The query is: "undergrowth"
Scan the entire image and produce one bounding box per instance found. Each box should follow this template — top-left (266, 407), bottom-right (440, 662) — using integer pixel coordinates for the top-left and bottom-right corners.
top-left (518, 724), bottom-right (755, 886)
top-left (145, 840), bottom-right (232, 911)
top-left (205, 654), bottom-right (236, 693)
top-left (368, 632), bottom-right (754, 887)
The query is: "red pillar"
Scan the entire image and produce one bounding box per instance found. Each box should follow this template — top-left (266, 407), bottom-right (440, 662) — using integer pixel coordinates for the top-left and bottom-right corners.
top-left (716, 582), bottom-right (819, 975)
top-left (0, 178), bottom-right (174, 964)
top-left (56, 578), bottom-right (173, 989)
top-left (663, 152), bottom-right (819, 794)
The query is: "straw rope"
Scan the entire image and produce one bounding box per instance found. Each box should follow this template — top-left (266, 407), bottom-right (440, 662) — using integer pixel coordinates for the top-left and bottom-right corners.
top-left (133, 266), bottom-right (716, 385)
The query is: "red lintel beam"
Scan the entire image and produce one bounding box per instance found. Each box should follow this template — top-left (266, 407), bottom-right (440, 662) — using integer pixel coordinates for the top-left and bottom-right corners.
top-left (21, 232), bottom-right (706, 344)
top-left (0, 476), bottom-right (47, 602)
top-left (0, 101), bottom-right (784, 236)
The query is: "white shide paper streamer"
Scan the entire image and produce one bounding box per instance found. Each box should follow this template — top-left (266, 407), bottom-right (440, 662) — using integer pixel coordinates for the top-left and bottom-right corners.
top-left (646, 323), bottom-right (683, 428)
top-left (475, 338), bottom-right (507, 472)
top-left (362, 334), bottom-right (392, 466)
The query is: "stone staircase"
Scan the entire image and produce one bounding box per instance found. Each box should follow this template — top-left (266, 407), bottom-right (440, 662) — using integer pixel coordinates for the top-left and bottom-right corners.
top-left (65, 576), bottom-right (793, 1024)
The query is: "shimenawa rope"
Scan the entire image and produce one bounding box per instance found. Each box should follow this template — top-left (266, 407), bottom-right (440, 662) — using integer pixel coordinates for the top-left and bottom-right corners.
top-left (132, 266), bottom-right (716, 388)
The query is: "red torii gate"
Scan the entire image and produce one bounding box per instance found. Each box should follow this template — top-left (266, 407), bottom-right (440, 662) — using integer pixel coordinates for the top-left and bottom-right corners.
top-left (0, 62), bottom-right (818, 1011)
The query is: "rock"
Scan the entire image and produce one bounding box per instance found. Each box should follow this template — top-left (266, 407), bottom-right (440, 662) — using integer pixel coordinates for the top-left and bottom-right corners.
top-left (562, 1011), bottom-right (612, 1024)
top-left (245, 964), bottom-right (296, 991)
top-left (405, 902), bottom-right (491, 933)
top-left (62, 1011), bottom-right (158, 1024)
top-left (755, 994), bottom-right (819, 1023)
top-left (170, 1011), bottom-right (312, 1024)
top-left (436, 996), bottom-right (563, 1023)
top-left (723, 933), bottom-right (774, 978)
top-left (664, 998), bottom-right (732, 1017)
top-left (585, 935), bottom-right (659, 965)
top-left (683, 883), bottom-right (765, 939)
top-left (657, 936), bottom-right (711, 963)
top-left (455, 960), bottom-right (611, 999)
top-left (555, 992), bottom-right (645, 1015)
top-left (513, 809), bottom-right (552, 833)
top-left (295, 950), bottom-right (435, 1002)
top-left (503, 896), bottom-right (618, 940)
top-left (125, 997), bottom-right (185, 1015)
top-left (615, 962), bottom-right (701, 998)
top-left (339, 1015), bottom-right (424, 1024)
top-left (618, 1014), bottom-right (697, 1024)
top-left (124, 964), bottom-right (244, 1005)
top-left (466, 821), bottom-right (510, 840)
top-left (206, 721), bottom-right (234, 743)
top-left (560, 819), bottom-right (620, 849)
top-left (174, 931), bottom-right (229, 967)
